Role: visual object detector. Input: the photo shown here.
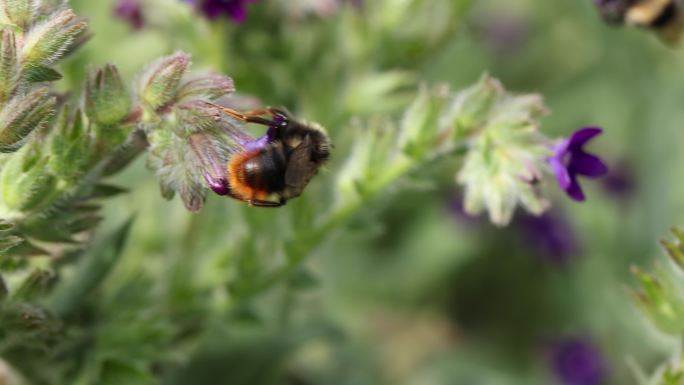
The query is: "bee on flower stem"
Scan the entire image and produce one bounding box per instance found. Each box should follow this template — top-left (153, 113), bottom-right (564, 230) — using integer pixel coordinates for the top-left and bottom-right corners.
top-left (202, 103), bottom-right (331, 207)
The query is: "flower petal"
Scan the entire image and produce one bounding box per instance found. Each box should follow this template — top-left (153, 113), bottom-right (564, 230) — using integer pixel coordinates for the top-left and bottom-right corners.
top-left (569, 151), bottom-right (608, 178)
top-left (568, 127), bottom-right (602, 150)
top-left (548, 157), bottom-right (572, 189)
top-left (565, 176), bottom-right (586, 202)
top-left (227, 3), bottom-right (248, 22)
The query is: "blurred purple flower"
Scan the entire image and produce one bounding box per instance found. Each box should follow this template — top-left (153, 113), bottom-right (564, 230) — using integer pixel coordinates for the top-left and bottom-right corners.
top-left (549, 337), bottom-right (606, 385)
top-left (601, 161), bottom-right (635, 200)
top-left (184, 0), bottom-right (257, 23)
top-left (593, 0), bottom-right (630, 24)
top-left (115, 0), bottom-right (144, 30)
top-left (519, 211), bottom-right (579, 265)
top-left (475, 13), bottom-right (529, 55)
top-left (547, 127), bottom-right (608, 202)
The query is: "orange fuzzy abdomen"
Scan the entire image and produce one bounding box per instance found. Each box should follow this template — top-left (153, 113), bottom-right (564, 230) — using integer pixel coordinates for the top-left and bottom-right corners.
top-left (227, 150), bottom-right (269, 202)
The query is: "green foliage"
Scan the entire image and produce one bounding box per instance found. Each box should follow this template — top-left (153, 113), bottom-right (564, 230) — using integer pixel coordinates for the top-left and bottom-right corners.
top-left (0, 0), bottom-right (664, 384)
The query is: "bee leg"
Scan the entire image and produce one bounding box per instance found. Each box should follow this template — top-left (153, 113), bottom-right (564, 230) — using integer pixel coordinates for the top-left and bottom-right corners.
top-left (248, 199), bottom-right (285, 208)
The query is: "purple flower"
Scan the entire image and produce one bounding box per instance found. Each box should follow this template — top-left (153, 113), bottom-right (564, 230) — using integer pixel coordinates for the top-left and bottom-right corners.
top-left (549, 337), bottom-right (606, 385)
top-left (472, 11), bottom-right (529, 56)
top-left (184, 0), bottom-right (257, 23)
top-left (600, 160), bottom-right (635, 200)
top-left (547, 127), bottom-right (608, 202)
top-left (115, 0), bottom-right (145, 30)
top-left (518, 211), bottom-right (579, 266)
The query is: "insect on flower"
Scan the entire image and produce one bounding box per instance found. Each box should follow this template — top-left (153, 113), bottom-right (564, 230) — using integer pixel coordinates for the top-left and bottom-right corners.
top-left (200, 103), bottom-right (331, 207)
top-left (594, 0), bottom-right (684, 43)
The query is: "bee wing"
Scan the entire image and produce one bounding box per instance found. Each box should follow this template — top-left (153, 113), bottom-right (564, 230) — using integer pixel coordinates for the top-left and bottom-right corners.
top-left (284, 136), bottom-right (319, 191)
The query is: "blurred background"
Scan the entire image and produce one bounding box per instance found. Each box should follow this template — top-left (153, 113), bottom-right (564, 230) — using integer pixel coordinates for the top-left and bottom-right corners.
top-left (25, 0), bottom-right (684, 383)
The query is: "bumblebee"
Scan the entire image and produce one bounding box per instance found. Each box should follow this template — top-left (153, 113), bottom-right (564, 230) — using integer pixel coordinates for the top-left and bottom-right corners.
top-left (595, 0), bottom-right (684, 43)
top-left (205, 104), bottom-right (331, 207)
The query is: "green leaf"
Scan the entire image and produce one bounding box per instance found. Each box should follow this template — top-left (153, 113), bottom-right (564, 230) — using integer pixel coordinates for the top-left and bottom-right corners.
top-left (0, 273), bottom-right (8, 301)
top-left (91, 184), bottom-right (129, 199)
top-left (0, 234), bottom-right (23, 254)
top-left (4, 239), bottom-right (50, 256)
top-left (47, 217), bottom-right (135, 317)
top-left (289, 267), bottom-right (320, 291)
top-left (23, 64), bottom-right (62, 82)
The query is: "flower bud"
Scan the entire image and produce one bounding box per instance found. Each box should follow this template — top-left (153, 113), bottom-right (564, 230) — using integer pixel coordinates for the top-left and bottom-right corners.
top-left (0, 143), bottom-right (57, 213)
top-left (0, 29), bottom-right (18, 103)
top-left (21, 9), bottom-right (87, 67)
top-left (13, 269), bottom-right (55, 301)
top-left (84, 64), bottom-right (132, 126)
top-left (0, 0), bottom-right (37, 30)
top-left (0, 88), bottom-right (55, 152)
top-left (398, 85), bottom-right (450, 159)
top-left (173, 99), bottom-right (223, 136)
top-left (443, 74), bottom-right (501, 138)
top-left (0, 303), bottom-right (61, 351)
top-left (138, 51), bottom-right (191, 110)
top-left (336, 119), bottom-right (396, 203)
top-left (177, 73), bottom-right (235, 102)
top-left (47, 107), bottom-right (91, 180)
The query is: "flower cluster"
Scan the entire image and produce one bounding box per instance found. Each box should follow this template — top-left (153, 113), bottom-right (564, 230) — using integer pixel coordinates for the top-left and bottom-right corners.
top-left (450, 75), bottom-right (551, 225)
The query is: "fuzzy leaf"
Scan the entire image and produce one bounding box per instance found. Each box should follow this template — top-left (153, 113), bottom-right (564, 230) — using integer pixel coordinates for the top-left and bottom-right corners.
top-left (0, 88), bottom-right (56, 152)
top-left (23, 64), bottom-right (62, 82)
top-left (0, 28), bottom-right (17, 102)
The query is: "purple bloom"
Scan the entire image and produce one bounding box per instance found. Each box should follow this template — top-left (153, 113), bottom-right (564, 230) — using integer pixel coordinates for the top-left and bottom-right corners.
top-left (600, 160), bottom-right (635, 200)
top-left (184, 0), bottom-right (257, 23)
top-left (547, 127), bottom-right (608, 202)
top-left (549, 337), bottom-right (606, 385)
top-left (473, 11), bottom-right (529, 56)
top-left (518, 211), bottom-right (579, 265)
top-left (115, 0), bottom-right (145, 30)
